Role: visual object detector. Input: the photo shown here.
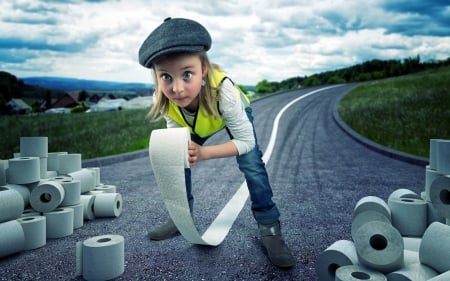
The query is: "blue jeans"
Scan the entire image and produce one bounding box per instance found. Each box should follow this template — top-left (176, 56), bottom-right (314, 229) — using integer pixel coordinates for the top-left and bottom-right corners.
top-left (186, 107), bottom-right (280, 225)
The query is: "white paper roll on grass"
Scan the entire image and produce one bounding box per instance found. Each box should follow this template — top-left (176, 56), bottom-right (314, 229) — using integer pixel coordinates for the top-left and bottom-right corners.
top-left (44, 207), bottom-right (74, 238)
top-left (429, 175), bottom-right (450, 218)
top-left (69, 168), bottom-right (96, 194)
top-left (51, 177), bottom-right (81, 206)
top-left (335, 265), bottom-right (386, 281)
top-left (388, 197), bottom-right (427, 237)
top-left (93, 193), bottom-right (122, 218)
top-left (80, 194), bottom-right (95, 220)
top-left (419, 222), bottom-right (450, 273)
top-left (353, 196), bottom-right (391, 220)
top-left (353, 220), bottom-right (404, 273)
top-left (77, 234), bottom-right (124, 281)
top-left (4, 183), bottom-right (30, 207)
top-left (0, 220), bottom-right (25, 258)
top-left (315, 240), bottom-right (359, 281)
top-left (0, 186), bottom-right (25, 223)
top-left (17, 215), bottom-right (46, 250)
top-left (351, 210), bottom-right (391, 239)
top-left (436, 139), bottom-right (450, 174)
top-left (386, 262), bottom-right (437, 281)
top-left (58, 153), bottom-right (82, 175)
top-left (30, 181), bottom-right (65, 212)
top-left (68, 203), bottom-right (84, 229)
top-left (20, 137), bottom-right (48, 157)
top-left (6, 157), bottom-right (40, 184)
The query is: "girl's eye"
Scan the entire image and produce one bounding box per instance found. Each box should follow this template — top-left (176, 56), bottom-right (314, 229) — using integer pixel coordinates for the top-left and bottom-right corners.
top-left (183, 71), bottom-right (193, 80)
top-left (161, 73), bottom-right (172, 81)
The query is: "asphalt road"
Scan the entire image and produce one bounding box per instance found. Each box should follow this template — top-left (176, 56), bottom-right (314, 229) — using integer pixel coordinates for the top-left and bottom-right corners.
top-left (1, 84), bottom-right (426, 281)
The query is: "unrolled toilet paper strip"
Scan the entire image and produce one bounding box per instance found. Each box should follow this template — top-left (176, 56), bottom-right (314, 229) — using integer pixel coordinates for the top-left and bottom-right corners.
top-left (386, 262), bottom-right (438, 281)
top-left (388, 188), bottom-right (421, 202)
top-left (353, 220), bottom-right (404, 273)
top-left (436, 139), bottom-right (450, 174)
top-left (6, 157), bottom-right (40, 184)
top-left (429, 175), bottom-right (450, 217)
top-left (76, 234), bottom-right (125, 280)
top-left (17, 215), bottom-right (46, 250)
top-left (419, 222), bottom-right (450, 273)
top-left (353, 196), bottom-right (391, 220)
top-left (351, 210), bottom-right (391, 239)
top-left (0, 187), bottom-right (25, 223)
top-left (44, 207), bottom-right (74, 239)
top-left (403, 237), bottom-right (422, 252)
top-left (80, 194), bottom-right (95, 220)
top-left (58, 153), bottom-right (82, 175)
top-left (51, 177), bottom-right (81, 206)
top-left (335, 265), bottom-right (387, 281)
top-left (0, 220), bottom-right (25, 258)
top-left (403, 250), bottom-right (420, 266)
top-left (30, 181), bottom-right (65, 213)
top-left (69, 168), bottom-right (96, 194)
top-left (4, 183), bottom-right (30, 207)
top-left (93, 193), bottom-right (122, 217)
top-left (388, 197), bottom-right (427, 237)
top-left (150, 128), bottom-right (249, 246)
top-left (315, 240), bottom-right (359, 281)
top-left (20, 137), bottom-right (48, 158)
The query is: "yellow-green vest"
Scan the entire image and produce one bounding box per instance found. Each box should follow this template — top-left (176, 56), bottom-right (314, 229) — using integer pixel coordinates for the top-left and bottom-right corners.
top-left (167, 69), bottom-right (250, 138)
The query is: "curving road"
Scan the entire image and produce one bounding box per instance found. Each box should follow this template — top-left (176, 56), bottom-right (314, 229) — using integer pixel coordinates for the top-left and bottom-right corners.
top-left (0, 85), bottom-right (426, 280)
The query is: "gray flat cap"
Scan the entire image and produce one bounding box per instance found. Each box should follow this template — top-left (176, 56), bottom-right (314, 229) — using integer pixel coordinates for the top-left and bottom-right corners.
top-left (138, 17), bottom-right (211, 68)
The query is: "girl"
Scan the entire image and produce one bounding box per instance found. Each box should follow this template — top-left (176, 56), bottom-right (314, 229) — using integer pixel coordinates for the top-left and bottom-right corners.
top-left (138, 17), bottom-right (294, 268)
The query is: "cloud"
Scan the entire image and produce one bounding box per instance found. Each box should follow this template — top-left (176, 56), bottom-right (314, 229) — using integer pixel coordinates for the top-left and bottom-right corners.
top-left (0, 0), bottom-right (449, 85)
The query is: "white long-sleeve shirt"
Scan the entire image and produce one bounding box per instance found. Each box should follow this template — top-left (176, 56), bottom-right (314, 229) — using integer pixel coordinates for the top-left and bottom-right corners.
top-left (164, 78), bottom-right (255, 155)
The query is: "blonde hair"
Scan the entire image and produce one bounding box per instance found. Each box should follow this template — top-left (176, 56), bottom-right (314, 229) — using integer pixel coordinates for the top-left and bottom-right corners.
top-left (147, 52), bottom-right (222, 121)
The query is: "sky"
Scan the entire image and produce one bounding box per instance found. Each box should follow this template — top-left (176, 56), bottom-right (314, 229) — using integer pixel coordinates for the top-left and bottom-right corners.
top-left (0, 0), bottom-right (449, 86)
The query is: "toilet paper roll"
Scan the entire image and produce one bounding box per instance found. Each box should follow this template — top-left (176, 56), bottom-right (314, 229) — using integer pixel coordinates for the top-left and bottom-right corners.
top-left (0, 186), bottom-right (25, 223)
top-left (353, 196), bottom-right (391, 220)
top-left (386, 262), bottom-right (438, 281)
top-left (67, 203), bottom-right (84, 229)
top-left (315, 240), bottom-right (359, 281)
top-left (80, 194), bottom-right (95, 220)
top-left (388, 188), bottom-right (421, 202)
top-left (0, 160), bottom-right (8, 186)
top-left (403, 237), bottom-right (422, 252)
top-left (44, 207), bottom-right (74, 239)
top-left (94, 184), bottom-right (116, 193)
top-left (77, 234), bottom-right (125, 280)
top-left (21, 208), bottom-right (41, 217)
top-left (47, 152), bottom-right (67, 172)
top-left (51, 177), bottom-right (81, 206)
top-left (425, 166), bottom-right (442, 201)
top-left (428, 271), bottom-right (450, 281)
top-left (0, 220), bottom-right (25, 258)
top-left (429, 175), bottom-right (450, 217)
top-left (69, 168), bottom-right (96, 194)
top-left (84, 190), bottom-right (105, 195)
top-left (429, 139), bottom-right (442, 170)
top-left (351, 210), bottom-right (391, 239)
top-left (353, 220), bottom-right (404, 273)
top-left (335, 265), bottom-right (386, 281)
top-left (6, 157), bottom-right (40, 184)
top-left (88, 167), bottom-right (101, 187)
top-left (388, 197), bottom-right (427, 236)
top-left (20, 137), bottom-right (48, 157)
top-left (93, 193), bottom-right (122, 218)
top-left (3, 183), bottom-right (30, 207)
top-left (16, 215), bottom-right (46, 250)
top-left (436, 140), bottom-right (450, 174)
top-left (58, 153), bottom-right (82, 175)
top-left (29, 181), bottom-right (65, 213)
top-left (419, 222), bottom-right (450, 273)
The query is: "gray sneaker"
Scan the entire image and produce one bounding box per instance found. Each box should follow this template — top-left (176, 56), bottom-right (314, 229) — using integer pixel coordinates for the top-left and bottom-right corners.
top-left (258, 221), bottom-right (295, 268)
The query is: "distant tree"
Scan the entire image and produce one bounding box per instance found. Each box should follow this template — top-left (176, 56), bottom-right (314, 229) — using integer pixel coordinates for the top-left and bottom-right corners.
top-left (256, 79), bottom-right (274, 94)
top-left (79, 90), bottom-right (88, 102)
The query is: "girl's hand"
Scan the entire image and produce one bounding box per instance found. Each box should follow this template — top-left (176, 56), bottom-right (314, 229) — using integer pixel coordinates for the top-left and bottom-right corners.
top-left (188, 142), bottom-right (203, 166)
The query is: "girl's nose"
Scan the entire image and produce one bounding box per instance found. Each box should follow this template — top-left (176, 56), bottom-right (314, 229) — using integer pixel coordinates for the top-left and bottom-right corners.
top-left (172, 78), bottom-right (183, 94)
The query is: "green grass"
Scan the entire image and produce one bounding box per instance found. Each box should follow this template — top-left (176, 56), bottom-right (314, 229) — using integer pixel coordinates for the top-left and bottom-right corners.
top-left (1, 109), bottom-right (165, 159)
top-left (338, 66), bottom-right (450, 158)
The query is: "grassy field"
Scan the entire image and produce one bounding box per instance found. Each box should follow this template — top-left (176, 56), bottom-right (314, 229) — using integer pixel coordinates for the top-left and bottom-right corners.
top-left (338, 66), bottom-right (450, 158)
top-left (1, 109), bottom-right (165, 159)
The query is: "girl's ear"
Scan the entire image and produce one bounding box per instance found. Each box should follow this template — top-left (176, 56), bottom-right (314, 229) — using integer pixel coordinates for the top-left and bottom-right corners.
top-left (202, 61), bottom-right (209, 77)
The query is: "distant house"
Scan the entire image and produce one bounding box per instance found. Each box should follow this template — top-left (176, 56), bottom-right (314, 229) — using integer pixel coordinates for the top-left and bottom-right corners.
top-left (7, 98), bottom-right (32, 114)
top-left (51, 92), bottom-right (80, 108)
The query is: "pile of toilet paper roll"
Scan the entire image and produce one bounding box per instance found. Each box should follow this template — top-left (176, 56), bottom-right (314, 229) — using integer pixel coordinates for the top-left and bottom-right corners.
top-left (316, 139), bottom-right (450, 281)
top-left (0, 136), bottom-right (123, 269)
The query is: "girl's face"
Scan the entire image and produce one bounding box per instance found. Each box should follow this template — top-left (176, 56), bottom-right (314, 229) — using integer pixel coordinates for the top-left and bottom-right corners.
top-left (154, 53), bottom-right (207, 112)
